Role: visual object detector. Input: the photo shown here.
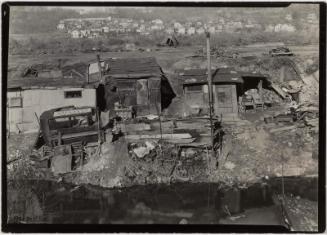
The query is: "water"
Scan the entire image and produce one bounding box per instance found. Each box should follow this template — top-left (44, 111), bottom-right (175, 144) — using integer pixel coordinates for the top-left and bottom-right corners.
top-left (6, 177), bottom-right (317, 225)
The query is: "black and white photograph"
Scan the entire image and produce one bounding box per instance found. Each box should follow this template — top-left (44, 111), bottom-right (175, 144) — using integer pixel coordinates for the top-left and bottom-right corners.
top-left (2, 2), bottom-right (325, 233)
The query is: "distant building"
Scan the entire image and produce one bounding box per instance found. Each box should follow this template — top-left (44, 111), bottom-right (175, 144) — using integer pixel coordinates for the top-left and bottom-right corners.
top-left (187, 27), bottom-right (196, 35)
top-left (165, 27), bottom-right (174, 35)
top-left (208, 26), bottom-right (216, 34)
top-left (57, 23), bottom-right (65, 30)
top-left (174, 22), bottom-right (182, 29)
top-left (102, 26), bottom-right (109, 33)
top-left (152, 19), bottom-right (163, 25)
top-left (177, 27), bottom-right (186, 35)
top-left (274, 23), bottom-right (296, 32)
top-left (216, 25), bottom-right (223, 32)
top-left (196, 27), bottom-right (205, 34)
top-left (307, 13), bottom-right (317, 23)
top-left (71, 30), bottom-right (80, 38)
top-left (285, 14), bottom-right (293, 21)
top-left (265, 24), bottom-right (275, 32)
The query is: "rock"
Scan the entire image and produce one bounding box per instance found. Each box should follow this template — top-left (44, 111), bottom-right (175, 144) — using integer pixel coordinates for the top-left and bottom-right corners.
top-left (179, 218), bottom-right (188, 224)
top-left (224, 161), bottom-right (236, 170)
top-left (133, 146), bottom-right (150, 158)
top-left (288, 142), bottom-right (293, 147)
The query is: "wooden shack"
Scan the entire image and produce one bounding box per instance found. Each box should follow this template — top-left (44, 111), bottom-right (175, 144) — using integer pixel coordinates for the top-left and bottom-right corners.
top-left (88, 57), bottom-right (176, 116)
top-left (180, 68), bottom-right (243, 118)
top-left (180, 68), bottom-right (274, 118)
top-left (7, 69), bottom-right (96, 133)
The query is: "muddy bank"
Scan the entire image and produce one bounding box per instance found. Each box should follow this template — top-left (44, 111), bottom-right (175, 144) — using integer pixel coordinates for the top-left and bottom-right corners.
top-left (6, 178), bottom-right (317, 230)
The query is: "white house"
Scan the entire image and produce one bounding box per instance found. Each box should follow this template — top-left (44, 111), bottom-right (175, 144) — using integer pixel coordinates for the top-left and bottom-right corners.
top-left (165, 27), bottom-right (174, 34)
top-left (274, 24), bottom-right (296, 32)
top-left (177, 27), bottom-right (186, 35)
top-left (196, 27), bottom-right (205, 34)
top-left (265, 24), bottom-right (275, 32)
top-left (152, 19), bottom-right (163, 25)
top-left (174, 22), bottom-right (182, 29)
top-left (57, 23), bottom-right (65, 30)
top-left (208, 26), bottom-right (216, 34)
top-left (102, 26), bottom-right (109, 33)
top-left (285, 14), bottom-right (293, 21)
top-left (187, 27), bottom-right (196, 35)
top-left (71, 30), bottom-right (80, 38)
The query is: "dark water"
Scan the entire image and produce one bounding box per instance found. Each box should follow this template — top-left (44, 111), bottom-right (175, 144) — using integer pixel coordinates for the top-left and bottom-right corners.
top-left (6, 177), bottom-right (317, 225)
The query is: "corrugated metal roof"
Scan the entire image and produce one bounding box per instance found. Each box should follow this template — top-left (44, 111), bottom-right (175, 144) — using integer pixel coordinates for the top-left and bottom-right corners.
top-left (7, 75), bottom-right (89, 89)
top-left (180, 68), bottom-right (244, 85)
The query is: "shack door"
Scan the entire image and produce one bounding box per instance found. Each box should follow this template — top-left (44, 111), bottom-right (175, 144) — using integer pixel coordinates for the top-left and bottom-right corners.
top-left (213, 84), bottom-right (238, 116)
top-left (136, 79), bottom-right (150, 115)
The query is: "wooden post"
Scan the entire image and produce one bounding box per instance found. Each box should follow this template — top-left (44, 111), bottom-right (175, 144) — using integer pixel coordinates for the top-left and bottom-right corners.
top-left (206, 32), bottom-right (215, 161)
top-left (87, 64), bottom-right (90, 84)
top-left (96, 54), bottom-right (103, 84)
top-left (280, 66), bottom-right (285, 83)
top-left (258, 79), bottom-right (263, 101)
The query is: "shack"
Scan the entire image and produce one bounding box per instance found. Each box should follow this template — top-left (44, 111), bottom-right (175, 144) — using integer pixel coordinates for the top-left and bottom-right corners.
top-left (159, 35), bottom-right (179, 47)
top-left (179, 68), bottom-right (273, 118)
top-left (7, 71), bottom-right (96, 133)
top-left (88, 57), bottom-right (176, 116)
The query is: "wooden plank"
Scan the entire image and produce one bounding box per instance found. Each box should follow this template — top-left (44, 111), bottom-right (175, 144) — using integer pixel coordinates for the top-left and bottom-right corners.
top-left (125, 133), bottom-right (192, 140)
top-left (270, 82), bottom-right (287, 99)
top-left (269, 125), bottom-right (297, 133)
top-left (164, 138), bottom-right (196, 144)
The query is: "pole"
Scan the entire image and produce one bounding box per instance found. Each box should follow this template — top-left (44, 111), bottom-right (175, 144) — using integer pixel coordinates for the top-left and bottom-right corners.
top-left (96, 54), bottom-right (103, 84)
top-left (206, 32), bottom-right (215, 161)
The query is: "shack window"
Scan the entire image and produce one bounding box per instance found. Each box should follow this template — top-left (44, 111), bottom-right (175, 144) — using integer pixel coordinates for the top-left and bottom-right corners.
top-left (117, 80), bottom-right (135, 91)
top-left (217, 92), bottom-right (227, 102)
top-left (8, 97), bottom-right (22, 108)
top-left (186, 85), bottom-right (203, 92)
top-left (64, 90), bottom-right (82, 98)
top-left (48, 115), bottom-right (95, 130)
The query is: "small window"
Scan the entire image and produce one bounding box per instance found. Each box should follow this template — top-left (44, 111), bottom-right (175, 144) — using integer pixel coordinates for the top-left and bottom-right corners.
top-left (217, 92), bottom-right (227, 102)
top-left (64, 90), bottom-right (82, 99)
top-left (186, 85), bottom-right (203, 92)
top-left (8, 97), bottom-right (22, 108)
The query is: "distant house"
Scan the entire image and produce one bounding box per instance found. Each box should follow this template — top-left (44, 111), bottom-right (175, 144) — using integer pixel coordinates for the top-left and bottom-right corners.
top-left (208, 26), bottom-right (216, 34)
top-left (57, 23), bottom-right (65, 30)
top-left (187, 27), bottom-right (196, 35)
top-left (174, 22), bottom-right (182, 29)
top-left (159, 35), bottom-right (179, 47)
top-left (274, 24), bottom-right (296, 32)
top-left (177, 27), bottom-right (186, 35)
top-left (102, 26), bottom-right (109, 33)
top-left (165, 27), bottom-right (174, 34)
top-left (196, 27), bottom-right (205, 34)
top-left (307, 13), bottom-right (317, 23)
top-left (71, 30), bottom-right (80, 38)
top-left (264, 24), bottom-right (274, 32)
top-left (216, 25), bottom-right (223, 32)
top-left (152, 19), bottom-right (163, 25)
top-left (285, 14), bottom-right (293, 21)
